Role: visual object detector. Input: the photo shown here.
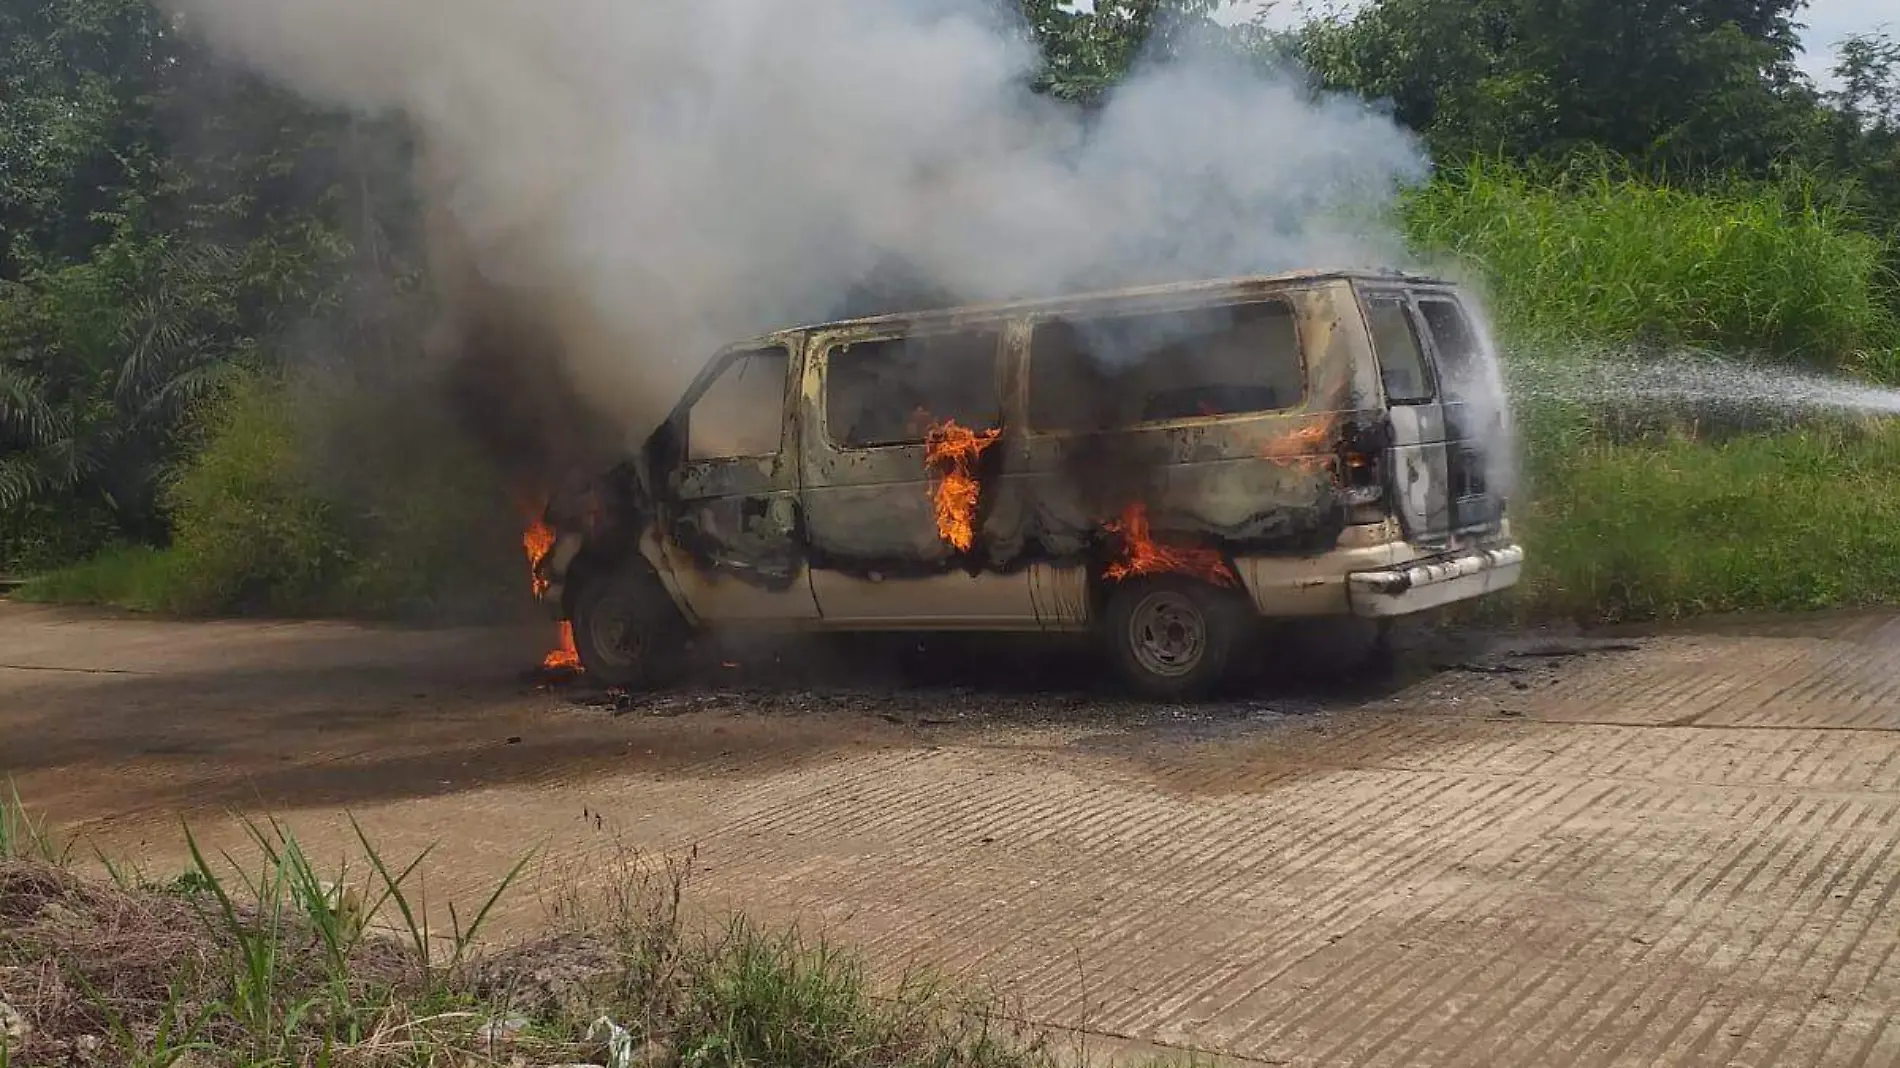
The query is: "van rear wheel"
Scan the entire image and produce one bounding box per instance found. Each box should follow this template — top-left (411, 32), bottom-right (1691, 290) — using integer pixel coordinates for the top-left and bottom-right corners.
top-left (1103, 577), bottom-right (1252, 700)
top-left (569, 561), bottom-right (687, 690)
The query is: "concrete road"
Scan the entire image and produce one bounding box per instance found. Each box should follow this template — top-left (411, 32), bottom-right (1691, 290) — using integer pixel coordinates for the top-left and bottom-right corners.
top-left (3, 601), bottom-right (1898, 1067)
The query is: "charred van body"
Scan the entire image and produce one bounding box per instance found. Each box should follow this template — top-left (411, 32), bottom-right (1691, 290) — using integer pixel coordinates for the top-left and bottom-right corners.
top-left (534, 270), bottom-right (1524, 698)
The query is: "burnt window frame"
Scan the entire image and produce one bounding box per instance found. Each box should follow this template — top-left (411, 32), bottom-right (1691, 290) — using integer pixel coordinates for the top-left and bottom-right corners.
top-left (1412, 294), bottom-right (1488, 402)
top-left (675, 342), bottom-right (794, 463)
top-left (1020, 294), bottom-right (1309, 437)
top-left (1361, 291), bottom-right (1438, 406)
top-left (818, 324), bottom-right (1007, 452)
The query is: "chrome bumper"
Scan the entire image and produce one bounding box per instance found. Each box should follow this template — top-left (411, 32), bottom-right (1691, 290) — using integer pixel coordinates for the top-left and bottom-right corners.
top-left (1347, 543), bottom-right (1524, 617)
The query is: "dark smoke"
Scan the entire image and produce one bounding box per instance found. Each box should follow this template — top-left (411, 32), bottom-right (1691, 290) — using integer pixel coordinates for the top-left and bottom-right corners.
top-left (162, 0), bottom-right (1431, 465)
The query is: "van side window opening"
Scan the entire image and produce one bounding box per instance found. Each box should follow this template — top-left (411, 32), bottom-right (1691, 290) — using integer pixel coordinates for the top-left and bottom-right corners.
top-left (685, 347), bottom-right (789, 461)
top-left (827, 329), bottom-right (1001, 448)
top-left (1028, 300), bottom-right (1302, 433)
top-left (1365, 298), bottom-right (1434, 404)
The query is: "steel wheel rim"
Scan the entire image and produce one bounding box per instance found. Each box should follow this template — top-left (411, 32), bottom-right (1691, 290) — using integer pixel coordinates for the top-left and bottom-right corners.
top-left (1127, 590), bottom-right (1206, 678)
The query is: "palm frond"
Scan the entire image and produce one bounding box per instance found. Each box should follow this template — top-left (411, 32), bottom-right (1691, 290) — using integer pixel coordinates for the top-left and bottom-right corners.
top-left (114, 242), bottom-right (245, 406)
top-left (144, 359), bottom-right (245, 418)
top-left (0, 451), bottom-right (57, 508)
top-left (0, 365), bottom-right (59, 447)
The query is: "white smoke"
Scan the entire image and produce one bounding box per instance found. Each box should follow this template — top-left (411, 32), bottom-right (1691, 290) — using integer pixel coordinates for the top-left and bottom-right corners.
top-left (165, 0), bottom-right (1429, 435)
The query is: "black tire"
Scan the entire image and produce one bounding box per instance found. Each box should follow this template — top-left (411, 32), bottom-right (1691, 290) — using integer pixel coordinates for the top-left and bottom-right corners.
top-left (1102, 577), bottom-right (1254, 700)
top-left (569, 560), bottom-right (689, 690)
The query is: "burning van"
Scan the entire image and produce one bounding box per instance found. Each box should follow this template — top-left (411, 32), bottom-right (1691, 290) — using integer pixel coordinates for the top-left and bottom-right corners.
top-left (531, 270), bottom-right (1524, 698)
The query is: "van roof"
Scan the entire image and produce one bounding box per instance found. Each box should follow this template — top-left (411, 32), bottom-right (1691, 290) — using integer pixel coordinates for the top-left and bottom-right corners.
top-left (783, 267), bottom-right (1452, 335)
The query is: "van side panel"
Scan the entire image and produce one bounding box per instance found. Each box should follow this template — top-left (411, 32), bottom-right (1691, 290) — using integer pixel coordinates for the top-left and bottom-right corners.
top-left (796, 322), bottom-right (1040, 626)
top-left (1001, 284), bottom-right (1359, 569)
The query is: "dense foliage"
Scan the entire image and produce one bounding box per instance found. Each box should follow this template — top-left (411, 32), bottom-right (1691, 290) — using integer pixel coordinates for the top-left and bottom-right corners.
top-left (0, 0), bottom-right (436, 574)
top-left (5, 0), bottom-right (1900, 620)
top-left (1402, 160), bottom-right (1900, 373)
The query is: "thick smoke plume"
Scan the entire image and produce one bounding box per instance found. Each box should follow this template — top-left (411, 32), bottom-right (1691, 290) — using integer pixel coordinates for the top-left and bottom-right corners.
top-left (167, 0), bottom-right (1429, 443)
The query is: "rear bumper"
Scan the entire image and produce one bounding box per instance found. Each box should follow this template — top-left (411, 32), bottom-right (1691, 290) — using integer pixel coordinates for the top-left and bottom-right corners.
top-left (1347, 543), bottom-right (1524, 617)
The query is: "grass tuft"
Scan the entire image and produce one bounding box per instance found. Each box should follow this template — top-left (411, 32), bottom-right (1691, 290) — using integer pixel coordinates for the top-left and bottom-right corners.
top-left (12, 546), bottom-right (179, 612)
top-left (0, 782), bottom-right (63, 865)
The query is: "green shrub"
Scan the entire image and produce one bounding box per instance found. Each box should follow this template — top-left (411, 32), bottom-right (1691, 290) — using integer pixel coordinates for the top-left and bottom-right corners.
top-left (0, 499), bottom-right (124, 577)
top-left (19, 370), bottom-right (526, 618)
top-left (158, 373), bottom-right (353, 615)
top-left (298, 378), bottom-right (524, 619)
top-left (1404, 159), bottom-right (1900, 376)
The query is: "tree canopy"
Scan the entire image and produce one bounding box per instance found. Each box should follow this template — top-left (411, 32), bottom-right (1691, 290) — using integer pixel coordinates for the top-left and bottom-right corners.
top-left (1292, 0), bottom-right (1822, 172)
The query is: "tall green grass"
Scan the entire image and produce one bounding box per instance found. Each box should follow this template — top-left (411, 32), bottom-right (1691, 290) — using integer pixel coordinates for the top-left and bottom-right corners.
top-left (1405, 159), bottom-right (1900, 378)
top-left (1404, 160), bottom-right (1900, 622)
top-left (1510, 419), bottom-right (1900, 621)
top-left (13, 545), bottom-right (182, 611)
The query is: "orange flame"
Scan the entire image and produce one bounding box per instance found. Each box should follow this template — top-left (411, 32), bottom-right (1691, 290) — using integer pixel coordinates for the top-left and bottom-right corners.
top-left (523, 518), bottom-right (556, 598)
top-left (1261, 420), bottom-right (1337, 470)
top-left (923, 418), bottom-right (1001, 552)
top-left (545, 621), bottom-right (581, 671)
top-left (1103, 502), bottom-right (1239, 588)
top-left (523, 514), bottom-right (582, 673)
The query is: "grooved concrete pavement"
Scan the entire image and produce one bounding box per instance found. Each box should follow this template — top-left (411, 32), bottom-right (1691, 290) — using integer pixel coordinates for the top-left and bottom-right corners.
top-left (4, 602), bottom-right (1898, 1067)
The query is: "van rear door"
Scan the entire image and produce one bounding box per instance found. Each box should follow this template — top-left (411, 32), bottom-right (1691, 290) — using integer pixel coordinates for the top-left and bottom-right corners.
top-left (1412, 293), bottom-right (1507, 538)
top-left (1359, 289), bottom-right (1453, 546)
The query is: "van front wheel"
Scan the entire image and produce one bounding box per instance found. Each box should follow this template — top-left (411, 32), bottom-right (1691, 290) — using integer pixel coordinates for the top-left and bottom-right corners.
top-left (1103, 577), bottom-right (1251, 700)
top-left (569, 561), bottom-right (688, 690)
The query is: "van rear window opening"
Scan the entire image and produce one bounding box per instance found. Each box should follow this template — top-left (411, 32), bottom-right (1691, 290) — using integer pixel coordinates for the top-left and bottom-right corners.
top-left (1418, 299), bottom-right (1487, 401)
top-left (1029, 300), bottom-right (1303, 433)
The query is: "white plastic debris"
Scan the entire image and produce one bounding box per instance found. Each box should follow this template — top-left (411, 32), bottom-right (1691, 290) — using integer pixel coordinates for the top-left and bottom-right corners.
top-left (482, 1011), bottom-right (531, 1047)
top-left (587, 1015), bottom-right (636, 1068)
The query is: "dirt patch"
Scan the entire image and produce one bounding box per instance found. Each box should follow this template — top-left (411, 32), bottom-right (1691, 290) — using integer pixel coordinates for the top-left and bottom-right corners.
top-left (0, 859), bottom-right (405, 1065)
top-left (0, 848), bottom-right (1058, 1068)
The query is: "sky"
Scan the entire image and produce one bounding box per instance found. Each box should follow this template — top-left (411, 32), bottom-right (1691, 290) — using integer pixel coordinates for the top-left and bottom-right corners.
top-left (1214, 0), bottom-right (1892, 88)
top-left (1789, 0), bottom-right (1898, 83)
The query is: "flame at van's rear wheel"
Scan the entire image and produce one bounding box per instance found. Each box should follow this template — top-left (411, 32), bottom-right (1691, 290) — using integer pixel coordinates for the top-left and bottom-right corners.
top-left (1104, 502), bottom-right (1239, 588)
